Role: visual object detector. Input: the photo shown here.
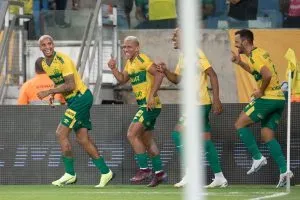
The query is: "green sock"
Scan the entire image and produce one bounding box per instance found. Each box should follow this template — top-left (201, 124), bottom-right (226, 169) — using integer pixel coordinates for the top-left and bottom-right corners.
top-left (237, 128), bottom-right (262, 160)
top-left (92, 156), bottom-right (110, 174)
top-left (151, 155), bottom-right (163, 172)
top-left (62, 156), bottom-right (75, 176)
top-left (171, 131), bottom-right (183, 154)
top-left (136, 153), bottom-right (148, 169)
top-left (266, 139), bottom-right (287, 174)
top-left (205, 140), bottom-right (222, 173)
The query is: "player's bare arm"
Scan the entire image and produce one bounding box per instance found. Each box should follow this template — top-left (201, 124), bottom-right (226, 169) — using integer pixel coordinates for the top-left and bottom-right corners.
top-left (231, 51), bottom-right (252, 74)
top-left (206, 67), bottom-right (223, 115)
top-left (37, 74), bottom-right (75, 99)
top-left (108, 56), bottom-right (130, 84)
top-left (156, 62), bottom-right (181, 84)
top-left (147, 64), bottom-right (164, 110)
top-left (252, 66), bottom-right (272, 98)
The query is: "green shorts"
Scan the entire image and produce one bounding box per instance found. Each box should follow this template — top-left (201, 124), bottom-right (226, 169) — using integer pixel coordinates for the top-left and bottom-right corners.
top-left (61, 89), bottom-right (93, 132)
top-left (132, 107), bottom-right (161, 131)
top-left (243, 98), bottom-right (286, 130)
top-left (178, 104), bottom-right (212, 132)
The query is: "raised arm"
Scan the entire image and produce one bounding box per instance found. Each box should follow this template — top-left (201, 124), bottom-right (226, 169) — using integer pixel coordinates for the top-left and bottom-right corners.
top-left (108, 56), bottom-right (130, 84)
top-left (231, 51), bottom-right (252, 74)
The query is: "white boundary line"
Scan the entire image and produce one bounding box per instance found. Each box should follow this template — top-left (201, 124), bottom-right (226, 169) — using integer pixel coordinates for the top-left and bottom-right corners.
top-left (249, 192), bottom-right (288, 200)
top-left (0, 191), bottom-right (286, 197)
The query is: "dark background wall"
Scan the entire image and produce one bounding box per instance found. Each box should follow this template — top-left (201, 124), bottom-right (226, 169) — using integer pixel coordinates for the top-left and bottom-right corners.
top-left (0, 104), bottom-right (299, 185)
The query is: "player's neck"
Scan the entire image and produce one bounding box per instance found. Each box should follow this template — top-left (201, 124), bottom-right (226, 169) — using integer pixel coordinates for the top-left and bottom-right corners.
top-left (45, 54), bottom-right (55, 65)
top-left (245, 46), bottom-right (255, 56)
top-left (129, 52), bottom-right (139, 62)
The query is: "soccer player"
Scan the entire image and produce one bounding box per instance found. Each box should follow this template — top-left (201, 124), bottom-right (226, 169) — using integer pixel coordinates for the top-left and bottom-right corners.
top-left (231, 29), bottom-right (293, 187)
top-left (37, 35), bottom-right (114, 187)
top-left (156, 28), bottom-right (228, 188)
top-left (107, 36), bottom-right (167, 187)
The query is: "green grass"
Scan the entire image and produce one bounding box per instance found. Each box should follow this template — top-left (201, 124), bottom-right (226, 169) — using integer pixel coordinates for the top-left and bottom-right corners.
top-left (0, 185), bottom-right (299, 200)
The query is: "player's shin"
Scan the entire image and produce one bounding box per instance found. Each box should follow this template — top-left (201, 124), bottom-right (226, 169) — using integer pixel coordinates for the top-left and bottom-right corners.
top-left (205, 140), bottom-right (222, 174)
top-left (266, 138), bottom-right (287, 173)
top-left (62, 156), bottom-right (75, 175)
top-left (92, 156), bottom-right (110, 174)
top-left (171, 130), bottom-right (183, 154)
top-left (237, 128), bottom-right (262, 160)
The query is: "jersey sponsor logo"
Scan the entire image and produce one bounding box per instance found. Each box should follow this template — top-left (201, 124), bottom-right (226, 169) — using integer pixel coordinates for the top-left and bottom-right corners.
top-left (50, 73), bottom-right (65, 85)
top-left (129, 71), bottom-right (147, 86)
top-left (271, 86), bottom-right (281, 90)
top-left (135, 91), bottom-right (142, 98)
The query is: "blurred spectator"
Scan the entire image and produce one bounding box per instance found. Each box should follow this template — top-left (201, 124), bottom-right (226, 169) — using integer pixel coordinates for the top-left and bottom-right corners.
top-left (72, 0), bottom-right (80, 10)
top-left (102, 0), bottom-right (133, 29)
top-left (280, 0), bottom-right (300, 28)
top-left (227, 0), bottom-right (258, 28)
top-left (135, 0), bottom-right (177, 29)
top-left (55, 0), bottom-right (70, 28)
top-left (135, 0), bottom-right (148, 23)
top-left (33, 0), bottom-right (49, 38)
top-left (203, 0), bottom-right (215, 20)
top-left (18, 57), bottom-right (65, 105)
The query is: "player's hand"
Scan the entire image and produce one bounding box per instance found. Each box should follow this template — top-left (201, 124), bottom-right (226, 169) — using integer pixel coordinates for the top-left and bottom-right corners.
top-left (108, 55), bottom-right (117, 70)
top-left (37, 90), bottom-right (50, 100)
top-left (156, 62), bottom-right (167, 73)
top-left (231, 51), bottom-right (241, 65)
top-left (212, 98), bottom-right (223, 115)
top-left (147, 96), bottom-right (155, 111)
top-left (252, 89), bottom-right (263, 99)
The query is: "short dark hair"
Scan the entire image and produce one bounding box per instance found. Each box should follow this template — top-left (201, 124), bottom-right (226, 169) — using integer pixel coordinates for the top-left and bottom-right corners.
top-left (235, 29), bottom-right (254, 44)
top-left (35, 57), bottom-right (45, 74)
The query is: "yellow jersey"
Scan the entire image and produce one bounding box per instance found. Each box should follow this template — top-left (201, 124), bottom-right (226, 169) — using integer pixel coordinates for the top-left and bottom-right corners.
top-left (124, 53), bottom-right (161, 108)
top-left (248, 48), bottom-right (285, 100)
top-left (175, 50), bottom-right (212, 105)
top-left (41, 52), bottom-right (87, 100)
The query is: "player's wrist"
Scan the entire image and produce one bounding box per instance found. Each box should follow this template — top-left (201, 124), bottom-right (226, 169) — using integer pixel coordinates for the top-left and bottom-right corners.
top-left (48, 89), bottom-right (54, 95)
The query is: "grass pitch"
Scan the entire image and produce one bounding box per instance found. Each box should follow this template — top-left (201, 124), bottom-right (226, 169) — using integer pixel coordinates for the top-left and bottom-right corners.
top-left (0, 185), bottom-right (299, 200)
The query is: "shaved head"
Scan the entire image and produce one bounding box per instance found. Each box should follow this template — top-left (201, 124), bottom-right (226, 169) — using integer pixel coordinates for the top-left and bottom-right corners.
top-left (124, 36), bottom-right (139, 46)
top-left (38, 35), bottom-right (54, 45)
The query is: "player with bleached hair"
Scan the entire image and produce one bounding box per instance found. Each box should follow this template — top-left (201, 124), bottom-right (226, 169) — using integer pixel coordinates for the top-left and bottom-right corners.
top-left (108, 36), bottom-right (167, 187)
top-left (37, 35), bottom-right (114, 187)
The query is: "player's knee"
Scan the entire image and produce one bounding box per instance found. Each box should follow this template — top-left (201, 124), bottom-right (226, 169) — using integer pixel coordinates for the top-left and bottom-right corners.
top-left (76, 135), bottom-right (88, 145)
top-left (61, 142), bottom-right (72, 152)
top-left (261, 128), bottom-right (274, 142)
